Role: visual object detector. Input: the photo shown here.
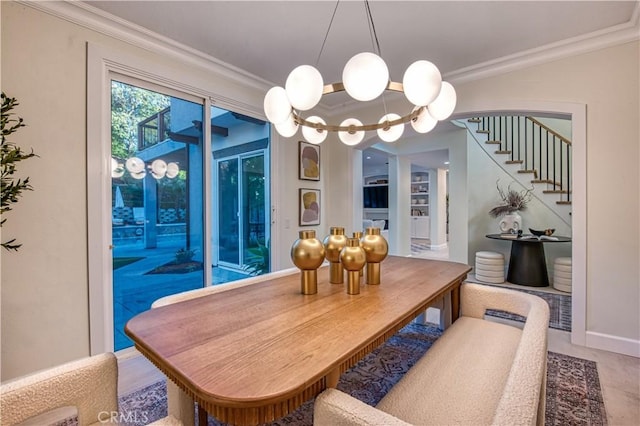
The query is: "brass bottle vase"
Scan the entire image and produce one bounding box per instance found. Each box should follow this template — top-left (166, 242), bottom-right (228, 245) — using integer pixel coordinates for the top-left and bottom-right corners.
top-left (291, 230), bottom-right (326, 294)
top-left (340, 238), bottom-right (366, 294)
top-left (323, 227), bottom-right (347, 284)
top-left (361, 227), bottom-right (388, 285)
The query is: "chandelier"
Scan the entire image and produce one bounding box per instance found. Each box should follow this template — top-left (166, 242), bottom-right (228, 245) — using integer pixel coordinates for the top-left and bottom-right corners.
top-left (263, 1), bottom-right (456, 146)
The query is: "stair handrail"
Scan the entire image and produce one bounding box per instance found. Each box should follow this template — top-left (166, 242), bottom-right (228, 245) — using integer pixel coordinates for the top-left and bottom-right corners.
top-left (456, 118), bottom-right (571, 228)
top-left (526, 116), bottom-right (572, 145)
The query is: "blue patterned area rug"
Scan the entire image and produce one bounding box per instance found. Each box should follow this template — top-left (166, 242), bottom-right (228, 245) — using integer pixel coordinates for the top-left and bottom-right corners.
top-left (477, 283), bottom-right (572, 332)
top-left (118, 323), bottom-right (606, 426)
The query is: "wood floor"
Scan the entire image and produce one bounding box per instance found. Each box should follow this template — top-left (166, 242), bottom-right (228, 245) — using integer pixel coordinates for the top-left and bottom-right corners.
top-left (118, 321), bottom-right (639, 425)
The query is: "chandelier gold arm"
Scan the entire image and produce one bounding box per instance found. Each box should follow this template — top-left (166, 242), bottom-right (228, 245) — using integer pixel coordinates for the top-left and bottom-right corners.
top-left (293, 80), bottom-right (422, 133)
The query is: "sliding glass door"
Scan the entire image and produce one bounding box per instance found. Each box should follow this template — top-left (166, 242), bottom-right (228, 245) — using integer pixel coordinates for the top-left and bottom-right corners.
top-left (109, 82), bottom-right (270, 351)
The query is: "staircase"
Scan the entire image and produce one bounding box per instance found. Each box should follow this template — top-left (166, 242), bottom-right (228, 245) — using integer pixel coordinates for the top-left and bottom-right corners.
top-left (462, 115), bottom-right (572, 225)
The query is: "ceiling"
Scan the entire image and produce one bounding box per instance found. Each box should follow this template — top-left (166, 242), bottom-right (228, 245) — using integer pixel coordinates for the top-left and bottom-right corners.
top-left (85, 0), bottom-right (636, 92)
top-left (82, 1), bottom-right (637, 172)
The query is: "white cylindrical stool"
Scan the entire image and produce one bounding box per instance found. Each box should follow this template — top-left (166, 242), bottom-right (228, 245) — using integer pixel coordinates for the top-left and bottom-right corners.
top-left (553, 257), bottom-right (572, 292)
top-left (475, 251), bottom-right (505, 284)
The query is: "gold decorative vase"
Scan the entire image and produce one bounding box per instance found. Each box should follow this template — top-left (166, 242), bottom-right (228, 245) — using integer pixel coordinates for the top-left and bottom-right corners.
top-left (352, 231), bottom-right (364, 276)
top-left (291, 230), bottom-right (326, 294)
top-left (340, 238), bottom-right (366, 294)
top-left (323, 227), bottom-right (347, 284)
top-left (361, 227), bottom-right (388, 285)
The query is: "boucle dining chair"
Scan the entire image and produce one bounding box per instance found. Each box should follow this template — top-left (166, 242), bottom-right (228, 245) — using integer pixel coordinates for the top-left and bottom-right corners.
top-left (0, 352), bottom-right (181, 426)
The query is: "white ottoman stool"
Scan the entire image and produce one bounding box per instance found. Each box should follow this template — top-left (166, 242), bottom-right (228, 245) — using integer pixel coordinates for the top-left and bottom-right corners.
top-left (475, 251), bottom-right (505, 284)
top-left (553, 257), bottom-right (572, 292)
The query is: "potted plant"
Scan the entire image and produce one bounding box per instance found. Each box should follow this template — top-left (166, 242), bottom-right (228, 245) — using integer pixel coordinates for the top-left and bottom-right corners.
top-left (243, 239), bottom-right (270, 276)
top-left (488, 180), bottom-right (533, 233)
top-left (1, 93), bottom-right (37, 251)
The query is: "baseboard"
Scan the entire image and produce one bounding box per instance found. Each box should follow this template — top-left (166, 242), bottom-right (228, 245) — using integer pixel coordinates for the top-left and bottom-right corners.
top-left (585, 331), bottom-right (640, 358)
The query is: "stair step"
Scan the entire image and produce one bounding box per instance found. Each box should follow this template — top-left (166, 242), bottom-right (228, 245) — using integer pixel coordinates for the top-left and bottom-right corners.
top-left (495, 150), bottom-right (511, 155)
top-left (468, 118), bottom-right (481, 123)
top-left (543, 190), bottom-right (571, 194)
top-left (476, 129), bottom-right (490, 134)
top-left (532, 179), bottom-right (561, 187)
top-left (487, 140), bottom-right (502, 144)
top-left (505, 160), bottom-right (523, 164)
top-left (518, 170), bottom-right (538, 179)
top-left (486, 140), bottom-right (501, 145)
top-left (556, 201), bottom-right (572, 205)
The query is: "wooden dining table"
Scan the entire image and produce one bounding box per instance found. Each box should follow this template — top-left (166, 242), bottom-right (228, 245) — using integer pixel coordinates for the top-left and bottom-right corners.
top-left (125, 255), bottom-right (471, 426)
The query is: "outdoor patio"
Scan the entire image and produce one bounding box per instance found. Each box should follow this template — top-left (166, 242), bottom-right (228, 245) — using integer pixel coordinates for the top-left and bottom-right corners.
top-left (113, 240), bottom-right (249, 351)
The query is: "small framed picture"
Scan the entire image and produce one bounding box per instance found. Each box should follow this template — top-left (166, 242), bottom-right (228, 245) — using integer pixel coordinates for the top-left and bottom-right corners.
top-left (299, 188), bottom-right (321, 226)
top-left (299, 141), bottom-right (320, 181)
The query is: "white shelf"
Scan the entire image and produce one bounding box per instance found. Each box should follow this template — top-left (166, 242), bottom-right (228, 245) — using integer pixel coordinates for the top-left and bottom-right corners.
top-left (410, 172), bottom-right (430, 235)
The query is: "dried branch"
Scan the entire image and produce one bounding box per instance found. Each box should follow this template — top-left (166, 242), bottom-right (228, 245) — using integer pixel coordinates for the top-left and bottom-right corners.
top-left (489, 180), bottom-right (533, 217)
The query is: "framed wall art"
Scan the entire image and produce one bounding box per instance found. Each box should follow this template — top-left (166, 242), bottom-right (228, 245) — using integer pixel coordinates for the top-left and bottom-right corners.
top-left (299, 188), bottom-right (321, 226)
top-left (298, 141), bottom-right (320, 181)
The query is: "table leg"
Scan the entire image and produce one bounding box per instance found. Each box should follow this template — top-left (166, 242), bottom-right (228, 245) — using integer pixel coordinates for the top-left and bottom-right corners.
top-left (507, 241), bottom-right (549, 287)
top-left (197, 403), bottom-right (208, 426)
top-left (326, 367), bottom-right (340, 388)
top-left (451, 285), bottom-right (460, 322)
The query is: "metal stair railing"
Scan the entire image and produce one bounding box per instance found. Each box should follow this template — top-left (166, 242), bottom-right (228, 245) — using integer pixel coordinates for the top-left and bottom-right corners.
top-left (469, 115), bottom-right (572, 205)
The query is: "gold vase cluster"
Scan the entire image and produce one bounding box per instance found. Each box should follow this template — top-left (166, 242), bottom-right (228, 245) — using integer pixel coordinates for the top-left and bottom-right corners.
top-left (290, 227), bottom-right (388, 295)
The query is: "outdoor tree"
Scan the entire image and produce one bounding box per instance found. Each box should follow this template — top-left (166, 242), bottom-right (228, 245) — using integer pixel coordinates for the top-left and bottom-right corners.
top-left (1, 93), bottom-right (37, 251)
top-left (111, 81), bottom-right (170, 159)
top-left (111, 81), bottom-right (184, 209)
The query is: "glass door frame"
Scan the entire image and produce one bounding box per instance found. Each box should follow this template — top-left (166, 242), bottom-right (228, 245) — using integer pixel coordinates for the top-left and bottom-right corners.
top-left (88, 43), bottom-right (273, 355)
top-left (90, 44), bottom-right (228, 354)
top-left (213, 149), bottom-right (270, 271)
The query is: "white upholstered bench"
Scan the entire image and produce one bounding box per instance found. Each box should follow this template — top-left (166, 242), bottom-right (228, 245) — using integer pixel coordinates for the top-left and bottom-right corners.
top-left (314, 283), bottom-right (550, 426)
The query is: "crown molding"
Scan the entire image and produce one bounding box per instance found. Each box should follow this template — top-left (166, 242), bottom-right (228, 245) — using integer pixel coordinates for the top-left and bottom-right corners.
top-left (17, 0), bottom-right (272, 93)
top-left (17, 1), bottom-right (639, 97)
top-left (446, 3), bottom-right (640, 85)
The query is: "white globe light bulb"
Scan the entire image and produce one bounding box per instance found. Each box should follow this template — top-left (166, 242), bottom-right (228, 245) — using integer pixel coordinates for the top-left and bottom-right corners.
top-left (285, 65), bottom-right (324, 111)
top-left (264, 86), bottom-right (292, 124)
top-left (301, 116), bottom-right (327, 145)
top-left (151, 159), bottom-right (167, 179)
top-left (131, 170), bottom-right (146, 180)
top-left (166, 162), bottom-right (180, 179)
top-left (428, 81), bottom-right (457, 120)
top-left (338, 118), bottom-right (365, 146)
top-left (125, 157), bottom-right (145, 174)
top-left (342, 52), bottom-right (389, 101)
top-left (377, 113), bottom-right (404, 142)
top-left (403, 60), bottom-right (443, 106)
top-left (274, 112), bottom-right (299, 138)
top-left (111, 158), bottom-right (124, 178)
top-left (410, 106), bottom-right (438, 133)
